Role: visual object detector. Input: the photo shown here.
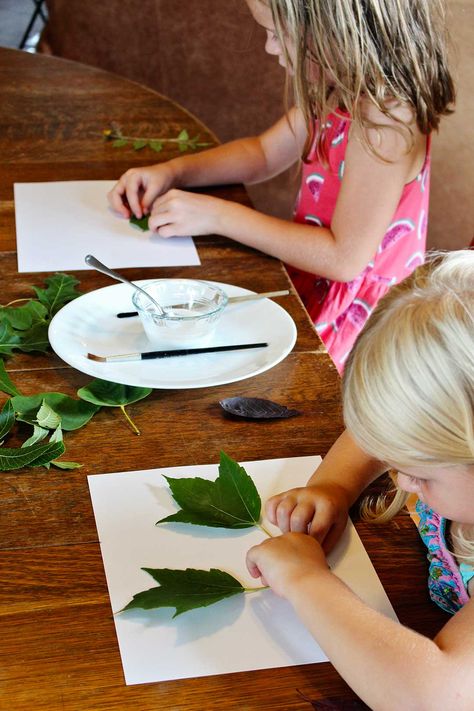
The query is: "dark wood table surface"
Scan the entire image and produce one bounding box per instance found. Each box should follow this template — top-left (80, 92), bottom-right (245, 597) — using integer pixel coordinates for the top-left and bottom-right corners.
top-left (0, 47), bottom-right (446, 711)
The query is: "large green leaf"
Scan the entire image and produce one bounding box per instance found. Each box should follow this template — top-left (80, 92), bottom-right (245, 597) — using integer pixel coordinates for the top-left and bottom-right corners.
top-left (12, 393), bottom-right (100, 431)
top-left (0, 439), bottom-right (65, 470)
top-left (0, 301), bottom-right (48, 330)
top-left (123, 568), bottom-right (244, 617)
top-left (0, 399), bottom-right (15, 441)
top-left (16, 322), bottom-right (50, 353)
top-left (0, 360), bottom-right (22, 396)
top-left (77, 379), bottom-right (152, 407)
top-left (157, 451), bottom-right (261, 529)
top-left (32, 273), bottom-right (81, 317)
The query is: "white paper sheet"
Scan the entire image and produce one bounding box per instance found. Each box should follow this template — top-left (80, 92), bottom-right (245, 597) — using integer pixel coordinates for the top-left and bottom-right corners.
top-left (88, 455), bottom-right (397, 685)
top-left (14, 181), bottom-right (200, 272)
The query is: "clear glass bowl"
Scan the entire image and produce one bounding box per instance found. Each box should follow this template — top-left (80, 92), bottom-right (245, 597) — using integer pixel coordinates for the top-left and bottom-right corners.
top-left (132, 279), bottom-right (228, 347)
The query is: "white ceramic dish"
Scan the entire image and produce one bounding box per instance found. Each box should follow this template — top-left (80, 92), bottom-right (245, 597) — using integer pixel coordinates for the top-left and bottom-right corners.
top-left (48, 281), bottom-right (297, 389)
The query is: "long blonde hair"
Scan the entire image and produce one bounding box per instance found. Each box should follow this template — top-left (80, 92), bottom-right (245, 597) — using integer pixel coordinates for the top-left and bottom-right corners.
top-left (342, 250), bottom-right (474, 554)
top-left (266, 0), bottom-right (455, 160)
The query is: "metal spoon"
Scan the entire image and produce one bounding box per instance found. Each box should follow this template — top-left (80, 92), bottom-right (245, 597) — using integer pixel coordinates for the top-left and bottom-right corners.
top-left (84, 254), bottom-right (165, 315)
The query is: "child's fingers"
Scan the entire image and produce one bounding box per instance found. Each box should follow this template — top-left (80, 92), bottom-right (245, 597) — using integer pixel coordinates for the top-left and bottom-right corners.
top-left (320, 519), bottom-right (347, 554)
top-left (246, 546), bottom-right (263, 579)
top-left (107, 182), bottom-right (131, 218)
top-left (125, 176), bottom-right (146, 220)
top-left (265, 493), bottom-right (284, 524)
top-left (275, 497), bottom-right (298, 533)
top-left (289, 502), bottom-right (316, 533)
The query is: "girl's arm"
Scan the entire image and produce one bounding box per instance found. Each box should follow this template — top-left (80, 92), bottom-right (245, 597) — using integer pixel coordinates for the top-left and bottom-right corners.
top-left (265, 429), bottom-right (387, 552)
top-left (107, 108), bottom-right (306, 220)
top-left (247, 534), bottom-right (474, 711)
top-left (149, 103), bottom-right (426, 282)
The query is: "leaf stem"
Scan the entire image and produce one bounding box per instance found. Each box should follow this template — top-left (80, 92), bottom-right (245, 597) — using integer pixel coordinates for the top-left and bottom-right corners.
top-left (244, 585), bottom-right (269, 593)
top-left (120, 405), bottom-right (141, 435)
top-left (257, 522), bottom-right (274, 538)
top-left (2, 298), bottom-right (34, 307)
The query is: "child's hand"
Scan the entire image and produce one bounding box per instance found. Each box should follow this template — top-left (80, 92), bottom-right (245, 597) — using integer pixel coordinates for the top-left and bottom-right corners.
top-left (265, 483), bottom-right (350, 553)
top-left (148, 189), bottom-right (228, 237)
top-left (246, 532), bottom-right (329, 599)
top-left (107, 164), bottom-right (176, 220)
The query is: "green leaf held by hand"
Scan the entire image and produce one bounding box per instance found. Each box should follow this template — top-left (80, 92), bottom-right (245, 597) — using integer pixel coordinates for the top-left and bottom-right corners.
top-left (122, 568), bottom-right (245, 617)
top-left (157, 451), bottom-right (262, 529)
top-left (129, 214), bottom-right (149, 231)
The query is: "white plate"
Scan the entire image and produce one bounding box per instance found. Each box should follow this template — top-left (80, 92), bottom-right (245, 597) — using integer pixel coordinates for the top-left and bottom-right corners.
top-left (48, 281), bottom-right (297, 389)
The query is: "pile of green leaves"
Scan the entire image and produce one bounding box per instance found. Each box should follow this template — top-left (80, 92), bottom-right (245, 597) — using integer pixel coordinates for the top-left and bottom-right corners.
top-left (123, 452), bottom-right (270, 617)
top-left (0, 361), bottom-right (153, 470)
top-left (0, 273), bottom-right (81, 356)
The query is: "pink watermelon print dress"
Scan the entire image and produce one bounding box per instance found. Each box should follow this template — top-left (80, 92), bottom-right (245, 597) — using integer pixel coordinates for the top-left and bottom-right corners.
top-left (287, 111), bottom-right (431, 372)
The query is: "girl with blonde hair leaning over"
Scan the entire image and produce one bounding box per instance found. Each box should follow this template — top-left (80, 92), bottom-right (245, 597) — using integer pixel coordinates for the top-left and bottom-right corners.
top-left (108, 0), bottom-right (454, 371)
top-left (247, 250), bottom-right (474, 710)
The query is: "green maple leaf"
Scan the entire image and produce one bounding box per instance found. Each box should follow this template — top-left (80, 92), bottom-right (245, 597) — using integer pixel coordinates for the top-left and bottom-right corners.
top-left (0, 301), bottom-right (48, 330)
top-left (122, 568), bottom-right (245, 617)
top-left (157, 451), bottom-right (262, 529)
top-left (32, 273), bottom-right (81, 317)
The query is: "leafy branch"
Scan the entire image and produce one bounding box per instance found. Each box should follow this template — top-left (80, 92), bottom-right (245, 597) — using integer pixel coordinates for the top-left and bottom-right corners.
top-left (0, 273), bottom-right (81, 357)
top-left (102, 123), bottom-right (213, 154)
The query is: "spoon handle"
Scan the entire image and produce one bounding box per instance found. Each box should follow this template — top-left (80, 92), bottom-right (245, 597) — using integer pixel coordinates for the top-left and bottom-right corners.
top-left (84, 254), bottom-right (164, 314)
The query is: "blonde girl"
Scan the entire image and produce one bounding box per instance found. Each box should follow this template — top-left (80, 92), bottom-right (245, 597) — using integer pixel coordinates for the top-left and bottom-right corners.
top-left (247, 250), bottom-right (474, 710)
top-left (108, 0), bottom-right (454, 371)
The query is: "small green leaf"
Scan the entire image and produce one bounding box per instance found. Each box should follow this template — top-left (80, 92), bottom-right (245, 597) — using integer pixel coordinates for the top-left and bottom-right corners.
top-left (12, 393), bottom-right (100, 431)
top-left (112, 138), bottom-right (128, 148)
top-left (133, 139), bottom-right (147, 150)
top-left (157, 451), bottom-right (261, 529)
top-left (32, 273), bottom-right (81, 317)
top-left (122, 568), bottom-right (245, 617)
top-left (77, 379), bottom-right (152, 407)
top-left (49, 425), bottom-right (63, 443)
top-left (0, 301), bottom-right (48, 330)
top-left (36, 401), bottom-right (61, 429)
top-left (129, 214), bottom-right (149, 231)
top-left (0, 360), bottom-right (22, 396)
top-left (0, 439), bottom-right (65, 470)
top-left (50, 459), bottom-right (82, 470)
top-left (21, 424), bottom-right (48, 448)
top-left (178, 142), bottom-right (188, 152)
top-left (0, 399), bottom-right (15, 440)
top-left (177, 129), bottom-right (189, 142)
top-left (149, 141), bottom-right (163, 152)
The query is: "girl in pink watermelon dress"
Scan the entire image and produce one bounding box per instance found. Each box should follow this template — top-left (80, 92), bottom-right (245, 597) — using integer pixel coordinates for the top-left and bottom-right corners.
top-left (108, 0), bottom-right (454, 371)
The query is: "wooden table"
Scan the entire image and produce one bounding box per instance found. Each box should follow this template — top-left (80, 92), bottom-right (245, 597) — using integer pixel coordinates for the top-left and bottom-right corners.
top-left (0, 48), bottom-right (446, 711)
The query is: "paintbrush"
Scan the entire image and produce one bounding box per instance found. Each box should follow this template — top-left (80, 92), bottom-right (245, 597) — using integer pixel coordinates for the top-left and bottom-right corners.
top-left (116, 290), bottom-right (290, 318)
top-left (87, 342), bottom-right (268, 362)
